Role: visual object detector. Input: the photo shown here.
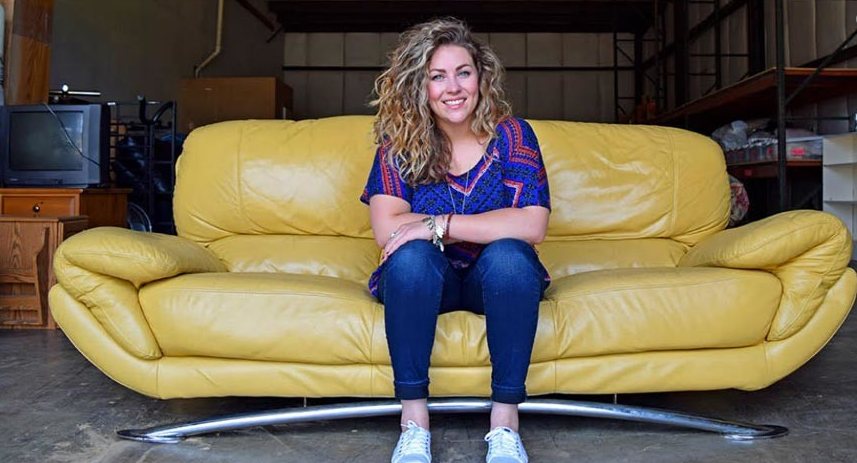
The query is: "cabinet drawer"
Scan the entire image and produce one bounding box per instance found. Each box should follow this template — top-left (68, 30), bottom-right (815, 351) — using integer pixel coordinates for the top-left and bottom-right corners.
top-left (1, 196), bottom-right (77, 216)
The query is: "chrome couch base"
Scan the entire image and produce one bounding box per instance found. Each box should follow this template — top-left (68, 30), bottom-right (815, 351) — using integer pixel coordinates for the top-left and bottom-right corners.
top-left (116, 397), bottom-right (788, 444)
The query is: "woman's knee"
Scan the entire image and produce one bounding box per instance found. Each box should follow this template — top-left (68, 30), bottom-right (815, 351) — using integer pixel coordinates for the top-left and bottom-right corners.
top-left (383, 240), bottom-right (446, 287)
top-left (476, 238), bottom-right (541, 283)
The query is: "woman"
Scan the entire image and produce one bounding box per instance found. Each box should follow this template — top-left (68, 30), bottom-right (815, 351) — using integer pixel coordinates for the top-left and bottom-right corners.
top-left (360, 18), bottom-right (551, 463)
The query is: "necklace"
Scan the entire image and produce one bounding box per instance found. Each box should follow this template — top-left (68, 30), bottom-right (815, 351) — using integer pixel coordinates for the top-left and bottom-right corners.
top-left (447, 170), bottom-right (470, 214)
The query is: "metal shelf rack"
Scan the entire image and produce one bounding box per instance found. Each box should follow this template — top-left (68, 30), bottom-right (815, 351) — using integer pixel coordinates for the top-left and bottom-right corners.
top-left (107, 98), bottom-right (178, 234)
top-left (643, 0), bottom-right (857, 216)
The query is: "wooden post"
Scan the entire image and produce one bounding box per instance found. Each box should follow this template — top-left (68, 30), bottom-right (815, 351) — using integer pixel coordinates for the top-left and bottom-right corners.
top-left (3, 0), bottom-right (54, 105)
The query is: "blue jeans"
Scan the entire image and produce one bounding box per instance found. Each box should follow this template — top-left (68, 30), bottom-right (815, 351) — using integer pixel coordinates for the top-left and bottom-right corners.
top-left (377, 238), bottom-right (548, 404)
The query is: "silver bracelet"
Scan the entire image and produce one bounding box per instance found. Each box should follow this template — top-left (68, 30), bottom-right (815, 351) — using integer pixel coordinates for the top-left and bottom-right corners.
top-left (422, 215), bottom-right (445, 251)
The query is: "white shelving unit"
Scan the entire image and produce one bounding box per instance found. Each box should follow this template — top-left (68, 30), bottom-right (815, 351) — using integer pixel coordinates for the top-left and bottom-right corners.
top-left (822, 133), bottom-right (857, 260)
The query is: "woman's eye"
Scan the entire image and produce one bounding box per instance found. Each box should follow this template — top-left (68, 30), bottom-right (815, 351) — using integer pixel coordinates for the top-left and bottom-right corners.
top-left (459, 71), bottom-right (471, 78)
top-left (430, 74), bottom-right (444, 81)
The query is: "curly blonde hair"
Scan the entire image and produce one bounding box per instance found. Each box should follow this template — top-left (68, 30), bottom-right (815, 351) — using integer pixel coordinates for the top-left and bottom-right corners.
top-left (371, 18), bottom-right (512, 185)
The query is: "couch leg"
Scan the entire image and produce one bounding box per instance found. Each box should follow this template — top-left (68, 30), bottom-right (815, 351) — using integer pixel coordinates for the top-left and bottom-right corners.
top-left (116, 397), bottom-right (788, 444)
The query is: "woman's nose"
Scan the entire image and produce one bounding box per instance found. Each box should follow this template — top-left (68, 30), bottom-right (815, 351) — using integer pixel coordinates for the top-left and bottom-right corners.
top-left (447, 78), bottom-right (461, 92)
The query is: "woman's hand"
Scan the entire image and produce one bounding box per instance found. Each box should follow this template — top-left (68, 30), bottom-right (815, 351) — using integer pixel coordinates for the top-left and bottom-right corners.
top-left (381, 219), bottom-right (434, 263)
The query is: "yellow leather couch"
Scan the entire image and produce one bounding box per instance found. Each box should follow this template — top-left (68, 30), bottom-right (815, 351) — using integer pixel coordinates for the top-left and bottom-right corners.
top-left (49, 116), bottom-right (856, 400)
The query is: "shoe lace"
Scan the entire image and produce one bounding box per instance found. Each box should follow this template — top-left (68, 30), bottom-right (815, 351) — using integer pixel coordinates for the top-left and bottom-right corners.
top-left (395, 421), bottom-right (430, 458)
top-left (484, 427), bottom-right (524, 461)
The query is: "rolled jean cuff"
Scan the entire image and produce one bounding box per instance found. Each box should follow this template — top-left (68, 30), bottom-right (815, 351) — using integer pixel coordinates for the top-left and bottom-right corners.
top-left (491, 384), bottom-right (527, 404)
top-left (394, 381), bottom-right (430, 400)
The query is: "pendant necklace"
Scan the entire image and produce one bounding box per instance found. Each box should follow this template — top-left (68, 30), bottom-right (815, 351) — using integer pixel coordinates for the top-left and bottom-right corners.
top-left (447, 170), bottom-right (470, 214)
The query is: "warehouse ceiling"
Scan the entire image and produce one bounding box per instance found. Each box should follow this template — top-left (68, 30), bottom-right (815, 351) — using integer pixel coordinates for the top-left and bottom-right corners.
top-left (266, 1), bottom-right (666, 34)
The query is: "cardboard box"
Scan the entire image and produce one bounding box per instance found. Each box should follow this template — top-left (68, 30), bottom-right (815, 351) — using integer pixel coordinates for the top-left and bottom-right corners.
top-left (178, 77), bottom-right (293, 133)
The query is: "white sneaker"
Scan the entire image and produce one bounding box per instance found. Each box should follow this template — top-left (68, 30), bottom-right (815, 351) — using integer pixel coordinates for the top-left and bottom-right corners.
top-left (391, 420), bottom-right (431, 463)
top-left (484, 426), bottom-right (528, 463)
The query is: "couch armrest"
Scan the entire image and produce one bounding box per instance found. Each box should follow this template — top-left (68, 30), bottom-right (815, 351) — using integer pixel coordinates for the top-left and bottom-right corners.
top-left (679, 210), bottom-right (852, 340)
top-left (52, 227), bottom-right (226, 359)
top-left (56, 227), bottom-right (226, 287)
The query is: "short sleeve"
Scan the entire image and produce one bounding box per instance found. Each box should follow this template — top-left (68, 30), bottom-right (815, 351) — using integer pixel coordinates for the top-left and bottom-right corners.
top-left (499, 118), bottom-right (551, 210)
top-left (360, 141), bottom-right (414, 205)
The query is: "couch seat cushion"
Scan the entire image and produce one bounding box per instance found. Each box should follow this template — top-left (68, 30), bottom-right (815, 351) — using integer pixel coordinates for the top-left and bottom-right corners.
top-left (139, 267), bottom-right (782, 368)
top-left (139, 273), bottom-right (380, 364)
top-left (545, 267), bottom-right (782, 358)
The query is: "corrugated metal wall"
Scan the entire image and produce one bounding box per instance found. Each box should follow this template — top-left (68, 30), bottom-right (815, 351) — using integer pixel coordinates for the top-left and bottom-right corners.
top-left (646, 0), bottom-right (857, 135)
top-left (773, 0), bottom-right (857, 134)
top-left (282, 31), bottom-right (634, 121)
top-left (282, 0), bottom-right (857, 131)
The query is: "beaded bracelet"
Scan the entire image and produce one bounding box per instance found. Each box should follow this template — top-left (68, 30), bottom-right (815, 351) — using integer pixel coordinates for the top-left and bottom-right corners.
top-left (444, 213), bottom-right (453, 239)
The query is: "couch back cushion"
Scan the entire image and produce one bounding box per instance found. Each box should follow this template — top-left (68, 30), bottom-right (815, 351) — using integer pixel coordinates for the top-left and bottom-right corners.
top-left (174, 116), bottom-right (728, 255)
top-left (529, 120), bottom-right (729, 244)
top-left (536, 238), bottom-right (688, 280)
top-left (175, 117), bottom-right (377, 243)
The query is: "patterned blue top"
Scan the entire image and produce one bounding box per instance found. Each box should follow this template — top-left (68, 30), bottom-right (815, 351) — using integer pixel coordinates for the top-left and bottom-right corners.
top-left (360, 117), bottom-right (551, 297)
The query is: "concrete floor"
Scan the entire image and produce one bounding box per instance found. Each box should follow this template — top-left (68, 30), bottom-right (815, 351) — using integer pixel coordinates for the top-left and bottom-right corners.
top-left (2, 311), bottom-right (856, 463)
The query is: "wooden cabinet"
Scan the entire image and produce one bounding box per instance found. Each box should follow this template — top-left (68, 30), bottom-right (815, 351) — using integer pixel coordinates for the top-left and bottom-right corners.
top-left (0, 188), bottom-right (131, 228)
top-left (179, 77), bottom-right (293, 133)
top-left (0, 188), bottom-right (130, 329)
top-left (0, 216), bottom-right (88, 329)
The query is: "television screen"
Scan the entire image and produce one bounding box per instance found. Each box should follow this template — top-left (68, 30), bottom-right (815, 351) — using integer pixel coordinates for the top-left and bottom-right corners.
top-left (0, 103), bottom-right (109, 187)
top-left (9, 111), bottom-right (85, 171)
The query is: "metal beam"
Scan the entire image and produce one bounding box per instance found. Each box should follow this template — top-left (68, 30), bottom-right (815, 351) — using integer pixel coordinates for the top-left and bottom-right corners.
top-left (234, 0), bottom-right (276, 31)
top-left (801, 44), bottom-right (857, 69)
top-left (266, 1), bottom-right (656, 33)
top-left (281, 65), bottom-right (637, 72)
top-left (635, 33), bottom-right (645, 104)
top-left (674, 0), bottom-right (690, 106)
top-left (787, 26), bottom-right (857, 107)
top-left (747, 0), bottom-right (766, 74)
top-left (641, 0), bottom-right (748, 71)
top-left (775, 0), bottom-right (787, 212)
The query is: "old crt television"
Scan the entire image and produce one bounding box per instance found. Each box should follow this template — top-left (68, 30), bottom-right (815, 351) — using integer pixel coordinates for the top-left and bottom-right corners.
top-left (0, 104), bottom-right (109, 187)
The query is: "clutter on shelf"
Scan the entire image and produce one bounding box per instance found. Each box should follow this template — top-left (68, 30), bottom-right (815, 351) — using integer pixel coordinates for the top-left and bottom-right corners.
top-left (712, 119), bottom-right (823, 165)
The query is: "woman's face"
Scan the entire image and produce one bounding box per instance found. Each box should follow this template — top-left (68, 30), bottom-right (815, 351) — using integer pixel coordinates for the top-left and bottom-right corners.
top-left (426, 44), bottom-right (479, 131)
